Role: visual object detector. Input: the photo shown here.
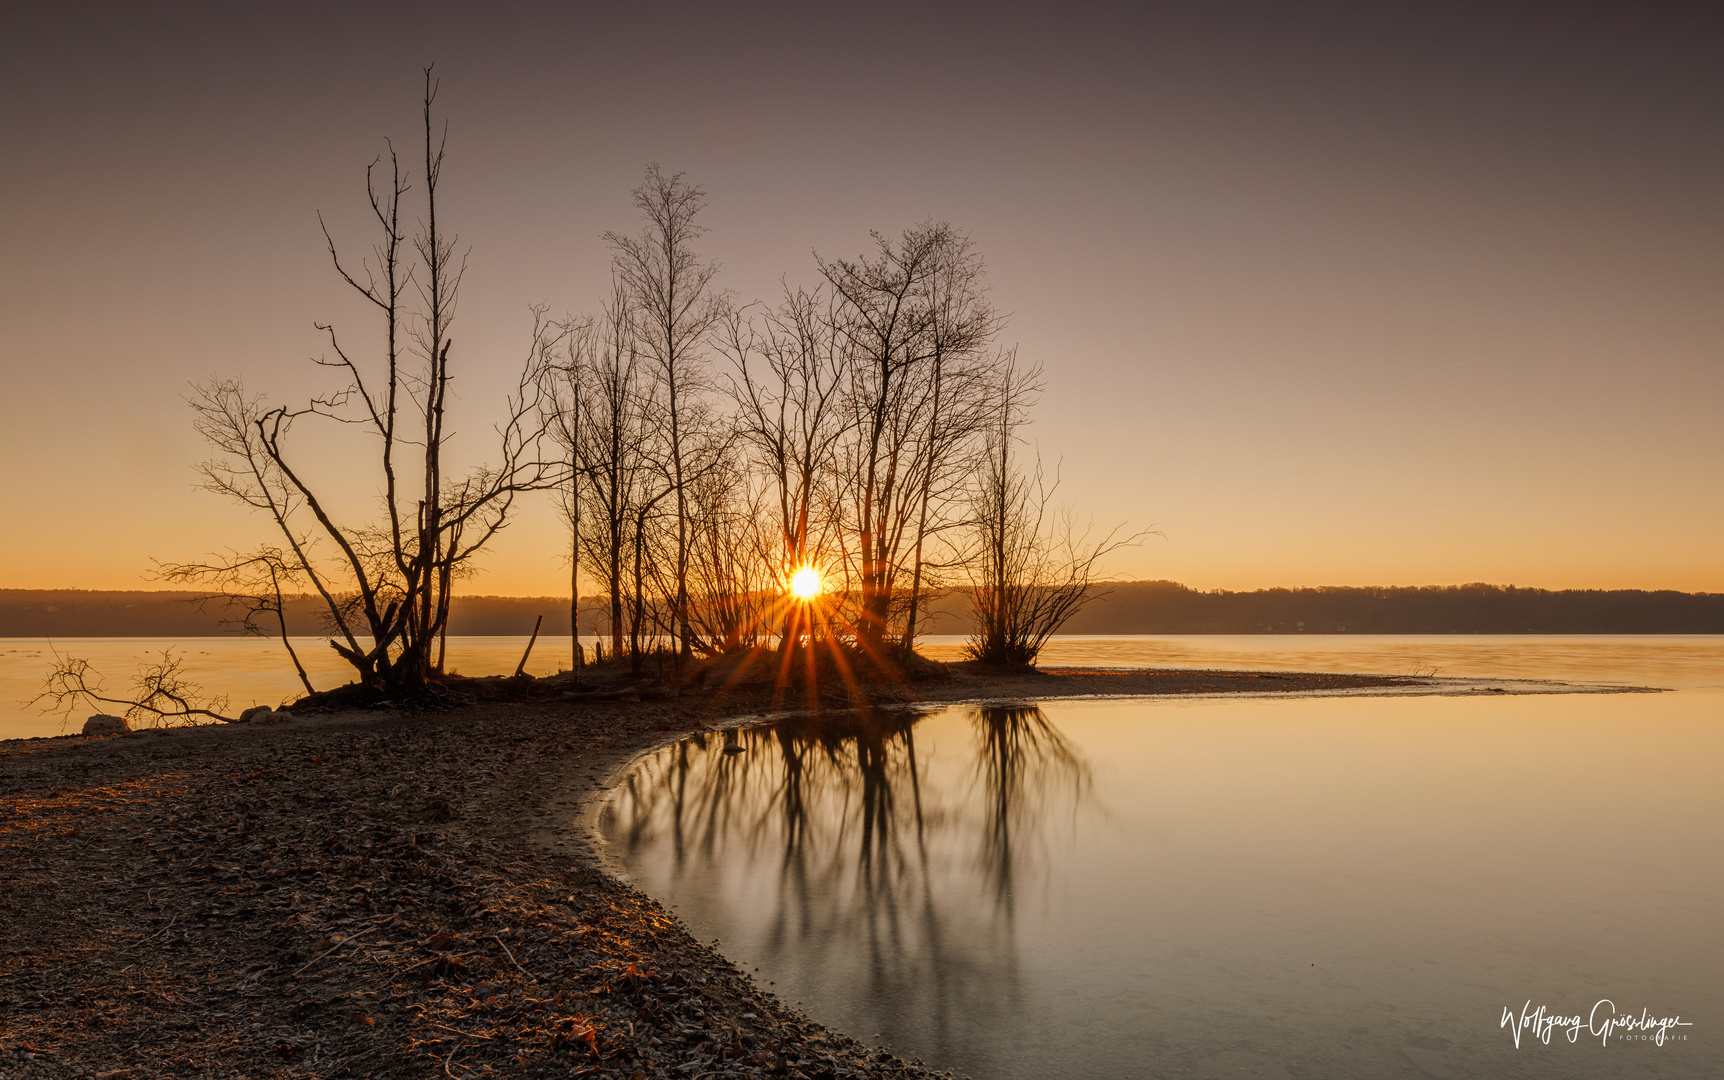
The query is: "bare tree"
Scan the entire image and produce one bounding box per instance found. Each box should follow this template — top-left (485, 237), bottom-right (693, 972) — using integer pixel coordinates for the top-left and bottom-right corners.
top-left (183, 69), bottom-right (565, 697)
top-left (684, 448), bottom-right (771, 651)
top-left (627, 392), bottom-right (736, 664)
top-left (821, 223), bottom-right (1002, 655)
top-left (821, 227), bottom-right (942, 649)
top-left (570, 280), bottom-right (643, 660)
top-left (625, 479), bottom-right (677, 674)
top-left (900, 231), bottom-right (1003, 656)
top-left (606, 165), bottom-right (727, 661)
top-left (721, 285), bottom-right (852, 648)
top-left (546, 315), bottom-right (599, 674)
top-left (33, 648), bottom-right (238, 726)
top-left (966, 360), bottom-right (1149, 666)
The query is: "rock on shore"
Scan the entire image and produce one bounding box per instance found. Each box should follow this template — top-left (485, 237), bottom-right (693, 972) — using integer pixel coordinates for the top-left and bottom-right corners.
top-left (80, 713), bottom-right (129, 736)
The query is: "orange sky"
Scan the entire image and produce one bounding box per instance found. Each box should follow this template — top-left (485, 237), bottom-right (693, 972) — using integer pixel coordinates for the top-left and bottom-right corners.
top-left (2, 4), bottom-right (1720, 596)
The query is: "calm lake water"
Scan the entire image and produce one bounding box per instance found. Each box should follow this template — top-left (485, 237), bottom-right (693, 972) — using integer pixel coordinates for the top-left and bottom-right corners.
top-left (0, 635), bottom-right (599, 739)
top-left (8, 632), bottom-right (1719, 741)
top-left (598, 636), bottom-right (1723, 1080)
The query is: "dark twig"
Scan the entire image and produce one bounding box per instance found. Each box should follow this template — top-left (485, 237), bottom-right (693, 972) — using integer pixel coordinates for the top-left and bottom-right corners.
top-left (289, 917), bottom-right (395, 978)
top-left (490, 933), bottom-right (530, 978)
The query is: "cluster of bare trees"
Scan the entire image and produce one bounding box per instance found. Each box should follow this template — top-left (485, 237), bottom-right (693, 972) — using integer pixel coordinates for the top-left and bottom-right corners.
top-left (561, 180), bottom-right (1144, 673)
top-left (556, 183), bottom-right (1027, 673)
top-left (150, 74), bottom-right (1135, 706)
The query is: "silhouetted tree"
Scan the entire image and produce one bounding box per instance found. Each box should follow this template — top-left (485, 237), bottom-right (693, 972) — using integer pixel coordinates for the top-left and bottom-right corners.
top-left (900, 231), bottom-right (1004, 656)
top-left (720, 285), bottom-right (852, 647)
top-left (545, 314), bottom-right (599, 675)
top-left (566, 278), bottom-right (655, 662)
top-left (966, 359), bottom-right (1147, 666)
top-left (822, 223), bottom-right (1002, 653)
top-left (606, 166), bottom-right (728, 661)
top-left (34, 648), bottom-right (238, 726)
top-left (183, 69), bottom-right (564, 696)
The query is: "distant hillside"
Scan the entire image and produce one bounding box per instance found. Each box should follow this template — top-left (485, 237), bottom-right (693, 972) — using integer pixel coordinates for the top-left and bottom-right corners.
top-left (1052, 581), bottom-right (1724, 634)
top-left (4, 583), bottom-right (1721, 637)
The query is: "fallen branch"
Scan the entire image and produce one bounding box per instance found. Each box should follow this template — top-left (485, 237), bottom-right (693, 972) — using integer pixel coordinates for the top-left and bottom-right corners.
top-left (429, 1022), bottom-right (493, 1041)
top-left (561, 688), bottom-right (641, 703)
top-left (398, 949), bottom-right (477, 975)
top-left (289, 916), bottom-right (395, 978)
top-left (515, 615), bottom-right (545, 677)
top-left (31, 647), bottom-right (239, 726)
top-left (127, 914), bottom-right (178, 950)
top-left (491, 934), bottom-right (530, 978)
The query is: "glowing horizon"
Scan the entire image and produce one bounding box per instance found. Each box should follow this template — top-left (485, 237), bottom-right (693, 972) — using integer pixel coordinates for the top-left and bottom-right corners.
top-left (1, 8), bottom-right (1718, 598)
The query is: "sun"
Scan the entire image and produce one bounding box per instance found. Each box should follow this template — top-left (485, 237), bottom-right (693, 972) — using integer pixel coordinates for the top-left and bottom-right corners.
top-left (789, 566), bottom-right (822, 600)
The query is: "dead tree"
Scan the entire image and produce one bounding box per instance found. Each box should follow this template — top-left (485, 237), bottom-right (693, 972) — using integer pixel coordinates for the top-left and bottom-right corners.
top-left (605, 165), bottom-right (727, 662)
top-left (572, 277), bottom-right (657, 661)
top-left (822, 222), bottom-right (1001, 654)
top-left (965, 360), bottom-right (1149, 666)
top-left (721, 285), bottom-right (852, 648)
top-left (546, 316), bottom-right (598, 674)
top-left (185, 69), bottom-right (564, 697)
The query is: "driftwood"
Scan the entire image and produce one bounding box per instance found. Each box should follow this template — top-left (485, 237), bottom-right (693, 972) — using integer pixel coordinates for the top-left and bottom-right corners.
top-left (559, 681), bottom-right (677, 703)
top-left (562, 688), bottom-right (642, 703)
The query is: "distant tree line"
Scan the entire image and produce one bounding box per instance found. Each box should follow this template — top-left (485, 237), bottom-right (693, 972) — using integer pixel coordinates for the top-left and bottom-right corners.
top-left (8, 583), bottom-right (1721, 639)
top-left (1059, 581), bottom-right (1724, 635)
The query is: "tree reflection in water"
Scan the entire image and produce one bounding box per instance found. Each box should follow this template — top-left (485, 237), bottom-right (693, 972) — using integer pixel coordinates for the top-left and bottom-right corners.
top-left (597, 704), bottom-right (1091, 1068)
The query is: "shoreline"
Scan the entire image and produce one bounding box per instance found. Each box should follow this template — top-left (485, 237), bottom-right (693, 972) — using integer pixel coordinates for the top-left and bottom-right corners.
top-left (0, 668), bottom-right (1661, 1078)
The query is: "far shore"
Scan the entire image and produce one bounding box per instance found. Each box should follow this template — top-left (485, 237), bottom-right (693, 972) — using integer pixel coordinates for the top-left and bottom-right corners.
top-left (0, 665), bottom-right (1660, 1078)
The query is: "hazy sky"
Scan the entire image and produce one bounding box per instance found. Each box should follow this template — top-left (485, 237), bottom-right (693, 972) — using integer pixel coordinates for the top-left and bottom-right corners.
top-left (3, 2), bottom-right (1720, 595)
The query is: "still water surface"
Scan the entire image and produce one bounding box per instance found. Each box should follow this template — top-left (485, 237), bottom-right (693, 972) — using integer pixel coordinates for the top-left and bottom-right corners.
top-left (599, 637), bottom-right (1722, 1079)
top-left (0, 635), bottom-right (597, 739)
top-left (8, 633), bottom-right (1718, 740)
